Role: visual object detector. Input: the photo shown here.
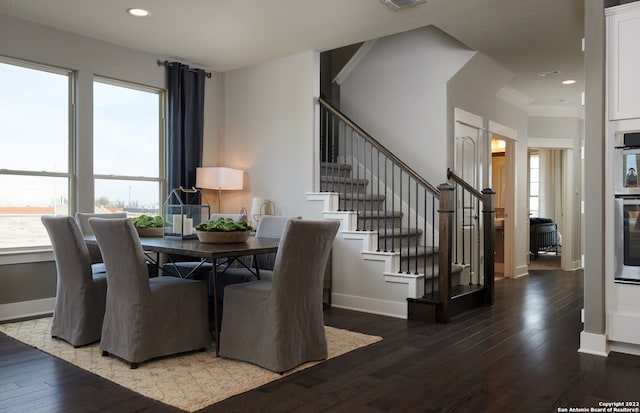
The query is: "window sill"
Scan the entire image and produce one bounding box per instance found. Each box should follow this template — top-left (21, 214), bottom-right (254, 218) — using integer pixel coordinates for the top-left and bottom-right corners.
top-left (0, 249), bottom-right (54, 265)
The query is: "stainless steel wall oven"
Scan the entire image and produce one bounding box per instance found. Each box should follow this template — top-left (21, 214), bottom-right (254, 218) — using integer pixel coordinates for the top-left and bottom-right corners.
top-left (614, 130), bottom-right (640, 283)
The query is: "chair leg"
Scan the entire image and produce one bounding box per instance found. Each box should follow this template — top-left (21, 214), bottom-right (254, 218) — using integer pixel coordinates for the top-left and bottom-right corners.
top-left (129, 362), bottom-right (139, 369)
top-left (102, 350), bottom-right (109, 357)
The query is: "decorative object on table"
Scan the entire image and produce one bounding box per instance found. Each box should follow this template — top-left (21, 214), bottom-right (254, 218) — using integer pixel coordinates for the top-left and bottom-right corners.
top-left (130, 214), bottom-right (164, 237)
top-left (195, 217), bottom-right (253, 244)
top-left (249, 197), bottom-right (275, 227)
top-left (196, 166), bottom-right (243, 213)
top-left (164, 187), bottom-right (210, 239)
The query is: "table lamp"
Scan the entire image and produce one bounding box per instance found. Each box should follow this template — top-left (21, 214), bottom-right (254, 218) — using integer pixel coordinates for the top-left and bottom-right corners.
top-left (196, 167), bottom-right (243, 213)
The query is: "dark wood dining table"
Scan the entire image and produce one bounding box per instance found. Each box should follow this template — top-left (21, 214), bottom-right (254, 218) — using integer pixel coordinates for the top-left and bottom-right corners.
top-left (85, 235), bottom-right (280, 354)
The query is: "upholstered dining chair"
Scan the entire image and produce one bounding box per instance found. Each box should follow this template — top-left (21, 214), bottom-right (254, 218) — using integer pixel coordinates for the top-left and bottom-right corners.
top-left (219, 219), bottom-right (340, 373)
top-left (75, 212), bottom-right (127, 268)
top-left (89, 217), bottom-right (209, 369)
top-left (41, 215), bottom-right (107, 347)
top-left (212, 215), bottom-right (301, 329)
top-left (222, 215), bottom-right (302, 281)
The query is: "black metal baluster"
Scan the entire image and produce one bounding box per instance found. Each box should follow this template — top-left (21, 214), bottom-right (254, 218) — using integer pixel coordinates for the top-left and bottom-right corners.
top-left (431, 195), bottom-right (436, 297)
top-left (363, 140), bottom-right (367, 231)
top-left (398, 169), bottom-right (402, 273)
top-left (377, 151), bottom-right (381, 252)
top-left (405, 176), bottom-right (411, 274)
top-left (391, 166), bottom-right (395, 253)
top-left (355, 134), bottom-right (361, 229)
top-left (350, 128), bottom-right (355, 213)
top-left (414, 181), bottom-right (420, 275)
top-left (384, 157), bottom-right (389, 252)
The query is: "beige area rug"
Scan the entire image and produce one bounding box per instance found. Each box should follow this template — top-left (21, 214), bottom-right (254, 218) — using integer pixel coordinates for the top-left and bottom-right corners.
top-left (0, 317), bottom-right (381, 412)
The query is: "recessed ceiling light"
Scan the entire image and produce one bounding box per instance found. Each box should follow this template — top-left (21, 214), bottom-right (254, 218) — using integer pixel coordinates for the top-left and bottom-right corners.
top-left (127, 8), bottom-right (149, 17)
top-left (562, 79), bottom-right (576, 85)
top-left (537, 69), bottom-right (561, 77)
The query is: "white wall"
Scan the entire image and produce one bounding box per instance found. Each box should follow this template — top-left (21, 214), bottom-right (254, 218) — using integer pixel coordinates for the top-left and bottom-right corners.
top-left (219, 51), bottom-right (321, 220)
top-left (339, 26), bottom-right (476, 186)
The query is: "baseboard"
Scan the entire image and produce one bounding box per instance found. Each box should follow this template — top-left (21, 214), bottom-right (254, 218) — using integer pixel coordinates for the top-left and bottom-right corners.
top-left (0, 298), bottom-right (55, 322)
top-left (609, 341), bottom-right (640, 357)
top-left (331, 292), bottom-right (407, 319)
top-left (608, 312), bottom-right (640, 346)
top-left (578, 330), bottom-right (609, 357)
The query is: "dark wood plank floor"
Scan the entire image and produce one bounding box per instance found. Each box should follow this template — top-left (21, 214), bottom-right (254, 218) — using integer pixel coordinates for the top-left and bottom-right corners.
top-left (2, 269), bottom-right (640, 412)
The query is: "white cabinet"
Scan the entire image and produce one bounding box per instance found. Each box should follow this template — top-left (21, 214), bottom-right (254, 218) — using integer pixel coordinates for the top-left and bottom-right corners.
top-left (607, 3), bottom-right (640, 120)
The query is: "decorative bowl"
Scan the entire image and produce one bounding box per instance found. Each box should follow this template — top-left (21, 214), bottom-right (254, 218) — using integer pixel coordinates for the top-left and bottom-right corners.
top-left (135, 227), bottom-right (164, 237)
top-left (196, 230), bottom-right (250, 244)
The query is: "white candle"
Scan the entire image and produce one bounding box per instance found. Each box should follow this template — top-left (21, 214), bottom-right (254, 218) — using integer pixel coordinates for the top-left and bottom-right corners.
top-left (184, 218), bottom-right (193, 235)
top-left (172, 215), bottom-right (183, 233)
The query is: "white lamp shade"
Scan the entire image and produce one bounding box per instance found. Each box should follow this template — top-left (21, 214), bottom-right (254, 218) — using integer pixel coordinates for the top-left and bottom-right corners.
top-left (196, 167), bottom-right (243, 190)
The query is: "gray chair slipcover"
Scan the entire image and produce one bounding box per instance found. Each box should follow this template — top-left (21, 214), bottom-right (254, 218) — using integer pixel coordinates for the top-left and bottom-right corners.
top-left (219, 219), bottom-right (340, 373)
top-left (41, 216), bottom-right (107, 347)
top-left (75, 212), bottom-right (127, 266)
top-left (89, 217), bottom-right (209, 368)
top-left (223, 215), bottom-right (302, 281)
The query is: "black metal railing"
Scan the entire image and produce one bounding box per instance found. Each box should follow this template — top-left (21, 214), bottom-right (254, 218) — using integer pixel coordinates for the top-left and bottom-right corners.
top-left (447, 168), bottom-right (495, 309)
top-left (318, 98), bottom-right (494, 315)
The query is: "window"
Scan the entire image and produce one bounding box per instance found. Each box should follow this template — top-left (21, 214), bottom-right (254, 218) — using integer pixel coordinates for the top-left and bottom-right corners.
top-left (0, 58), bottom-right (72, 250)
top-left (529, 151), bottom-right (540, 218)
top-left (93, 79), bottom-right (163, 217)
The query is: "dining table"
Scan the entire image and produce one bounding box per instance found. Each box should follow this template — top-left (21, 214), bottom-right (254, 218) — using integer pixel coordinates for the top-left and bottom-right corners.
top-left (85, 234), bottom-right (280, 354)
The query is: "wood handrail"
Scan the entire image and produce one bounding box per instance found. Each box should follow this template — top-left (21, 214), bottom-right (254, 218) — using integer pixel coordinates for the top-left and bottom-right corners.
top-left (318, 97), bottom-right (440, 196)
top-left (447, 168), bottom-right (483, 200)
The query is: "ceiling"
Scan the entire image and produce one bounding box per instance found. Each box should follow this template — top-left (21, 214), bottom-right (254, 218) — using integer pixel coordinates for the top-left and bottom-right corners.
top-left (0, 0), bottom-right (585, 110)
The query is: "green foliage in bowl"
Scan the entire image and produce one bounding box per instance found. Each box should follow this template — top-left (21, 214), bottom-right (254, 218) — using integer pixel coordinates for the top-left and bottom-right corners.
top-left (130, 214), bottom-right (164, 228)
top-left (195, 217), bottom-right (253, 232)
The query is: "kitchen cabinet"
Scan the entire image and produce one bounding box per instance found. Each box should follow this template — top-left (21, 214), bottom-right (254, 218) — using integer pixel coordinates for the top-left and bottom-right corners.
top-left (608, 3), bottom-right (640, 120)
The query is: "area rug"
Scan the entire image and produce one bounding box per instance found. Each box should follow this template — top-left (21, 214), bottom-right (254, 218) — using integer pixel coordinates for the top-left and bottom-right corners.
top-left (0, 317), bottom-right (381, 412)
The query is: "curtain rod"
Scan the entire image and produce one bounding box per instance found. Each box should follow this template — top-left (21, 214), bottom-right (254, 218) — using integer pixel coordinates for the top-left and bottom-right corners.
top-left (158, 60), bottom-right (212, 78)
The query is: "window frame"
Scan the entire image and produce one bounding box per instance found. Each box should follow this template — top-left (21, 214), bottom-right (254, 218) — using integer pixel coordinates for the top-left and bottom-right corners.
top-left (0, 56), bottom-right (75, 255)
top-left (92, 76), bottom-right (166, 216)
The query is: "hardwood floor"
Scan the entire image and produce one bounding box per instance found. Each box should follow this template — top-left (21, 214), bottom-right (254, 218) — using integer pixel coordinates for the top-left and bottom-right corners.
top-left (2, 269), bottom-right (640, 412)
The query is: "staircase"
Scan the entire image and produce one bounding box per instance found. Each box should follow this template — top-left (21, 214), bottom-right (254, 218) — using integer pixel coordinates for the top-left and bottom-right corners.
top-left (316, 97), bottom-right (495, 322)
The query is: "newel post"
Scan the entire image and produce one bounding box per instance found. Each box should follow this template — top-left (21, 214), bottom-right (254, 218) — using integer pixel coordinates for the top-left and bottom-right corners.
top-left (437, 183), bottom-right (455, 322)
top-left (482, 188), bottom-right (496, 306)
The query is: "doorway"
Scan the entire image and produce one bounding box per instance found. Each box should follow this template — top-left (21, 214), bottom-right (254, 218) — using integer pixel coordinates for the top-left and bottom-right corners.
top-left (490, 134), bottom-right (515, 278)
top-left (527, 147), bottom-right (577, 271)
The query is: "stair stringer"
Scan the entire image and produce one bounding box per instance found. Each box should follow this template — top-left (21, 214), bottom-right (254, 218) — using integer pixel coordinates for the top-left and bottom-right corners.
top-left (307, 192), bottom-right (425, 319)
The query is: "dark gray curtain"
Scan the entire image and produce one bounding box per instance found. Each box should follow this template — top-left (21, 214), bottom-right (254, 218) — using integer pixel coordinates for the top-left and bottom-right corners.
top-left (167, 62), bottom-right (206, 197)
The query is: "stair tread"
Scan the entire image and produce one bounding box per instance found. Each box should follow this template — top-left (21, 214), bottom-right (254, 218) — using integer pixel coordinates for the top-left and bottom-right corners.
top-left (357, 210), bottom-right (402, 218)
top-left (375, 227), bottom-right (423, 237)
top-left (321, 162), bottom-right (352, 170)
top-left (337, 193), bottom-right (386, 201)
top-left (321, 176), bottom-right (368, 184)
